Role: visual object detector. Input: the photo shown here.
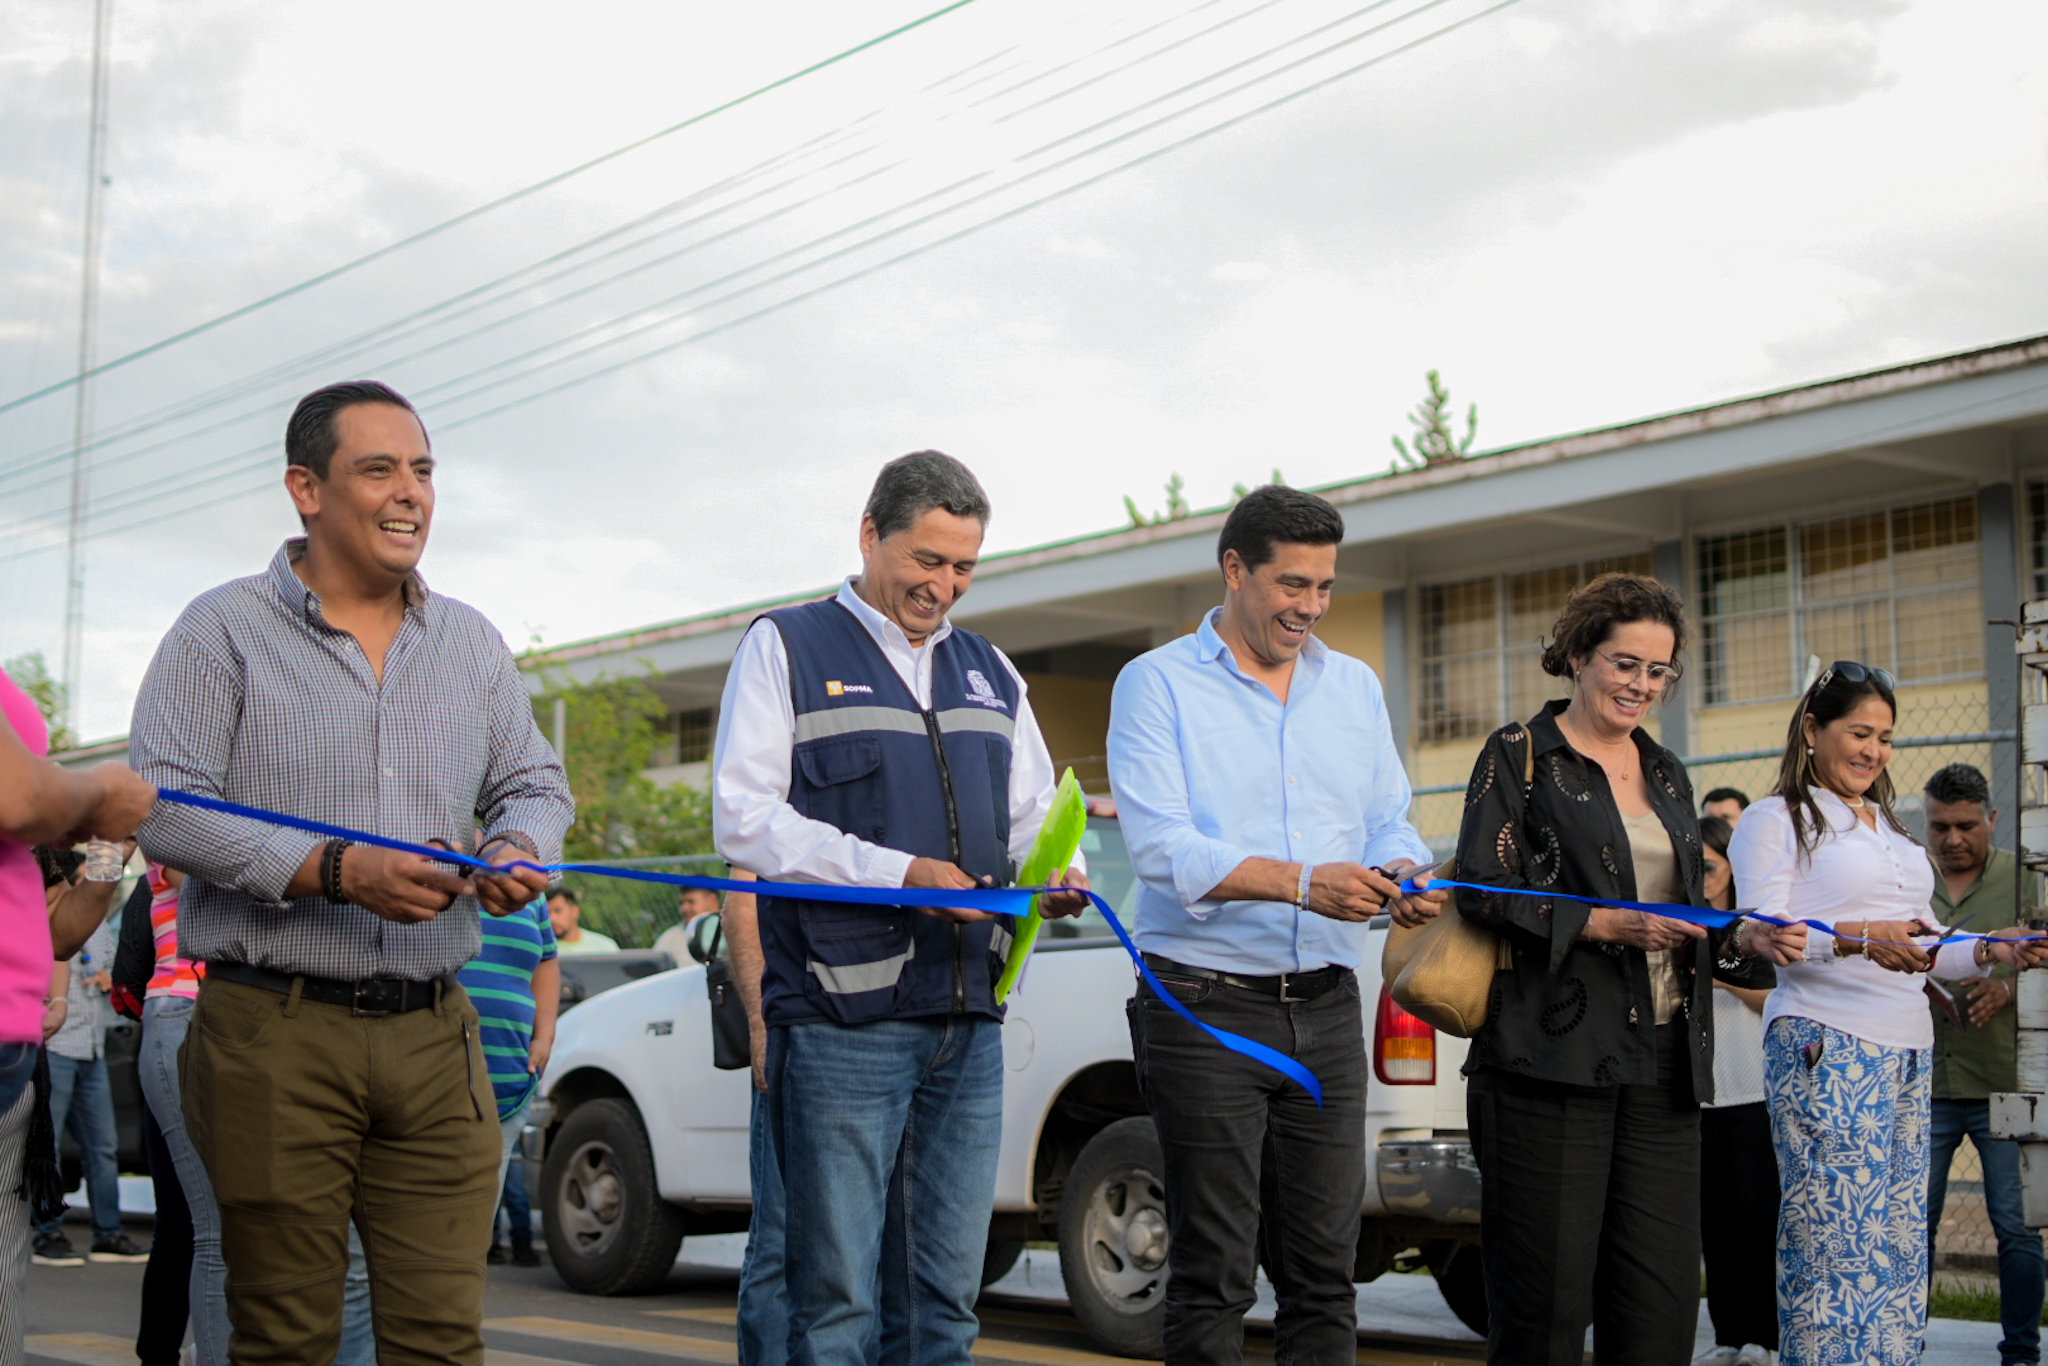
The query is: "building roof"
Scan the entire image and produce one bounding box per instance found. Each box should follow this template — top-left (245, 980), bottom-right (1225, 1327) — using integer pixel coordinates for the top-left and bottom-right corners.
top-left (528, 330), bottom-right (2048, 674)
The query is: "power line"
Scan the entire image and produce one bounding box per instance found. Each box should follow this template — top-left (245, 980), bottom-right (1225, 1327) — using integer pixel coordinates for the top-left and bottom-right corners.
top-left (0, 0), bottom-right (991, 419)
top-left (1, 0), bottom-right (1526, 556)
top-left (0, 0), bottom-right (1195, 488)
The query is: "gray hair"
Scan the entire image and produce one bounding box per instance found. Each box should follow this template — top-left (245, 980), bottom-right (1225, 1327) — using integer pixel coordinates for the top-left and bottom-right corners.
top-left (864, 450), bottom-right (991, 541)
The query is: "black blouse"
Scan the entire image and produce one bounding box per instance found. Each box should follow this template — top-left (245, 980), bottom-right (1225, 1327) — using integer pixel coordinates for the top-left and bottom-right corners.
top-left (1452, 700), bottom-right (1768, 1099)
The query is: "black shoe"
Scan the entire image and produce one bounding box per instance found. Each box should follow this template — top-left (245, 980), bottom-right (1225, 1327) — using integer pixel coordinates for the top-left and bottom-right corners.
top-left (486, 1243), bottom-right (507, 1265)
top-left (88, 1233), bottom-right (150, 1263)
top-left (511, 1242), bottom-right (541, 1268)
top-left (32, 1233), bottom-right (85, 1266)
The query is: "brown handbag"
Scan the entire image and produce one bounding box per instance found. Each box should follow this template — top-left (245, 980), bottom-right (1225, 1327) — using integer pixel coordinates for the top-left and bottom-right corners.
top-left (1381, 725), bottom-right (1531, 1038)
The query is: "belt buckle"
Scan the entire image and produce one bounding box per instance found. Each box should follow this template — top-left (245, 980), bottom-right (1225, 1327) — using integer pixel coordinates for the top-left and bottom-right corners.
top-left (350, 981), bottom-right (393, 1018)
top-left (1278, 972), bottom-right (1304, 1004)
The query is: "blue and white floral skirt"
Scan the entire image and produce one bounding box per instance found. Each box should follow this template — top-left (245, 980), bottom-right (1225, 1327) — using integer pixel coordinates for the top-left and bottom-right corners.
top-left (1763, 1016), bottom-right (1931, 1366)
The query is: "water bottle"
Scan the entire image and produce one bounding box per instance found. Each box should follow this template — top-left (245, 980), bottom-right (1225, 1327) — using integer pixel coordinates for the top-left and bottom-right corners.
top-left (82, 839), bottom-right (125, 883)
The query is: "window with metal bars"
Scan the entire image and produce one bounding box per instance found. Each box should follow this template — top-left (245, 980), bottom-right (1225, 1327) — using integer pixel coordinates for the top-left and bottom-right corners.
top-left (1696, 496), bottom-right (1980, 706)
top-left (1414, 554), bottom-right (1654, 743)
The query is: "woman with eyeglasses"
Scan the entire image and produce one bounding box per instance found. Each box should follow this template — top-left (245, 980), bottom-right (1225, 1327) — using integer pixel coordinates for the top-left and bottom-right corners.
top-left (1728, 662), bottom-right (2048, 1365)
top-left (1454, 574), bottom-right (1800, 1366)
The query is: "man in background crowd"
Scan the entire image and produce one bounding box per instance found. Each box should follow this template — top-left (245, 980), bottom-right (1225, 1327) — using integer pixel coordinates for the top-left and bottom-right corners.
top-left (1701, 787), bottom-right (1749, 827)
top-left (549, 887), bottom-right (619, 955)
top-left (34, 915), bottom-right (146, 1265)
top-left (1922, 763), bottom-right (2044, 1366)
top-left (652, 886), bottom-right (720, 962)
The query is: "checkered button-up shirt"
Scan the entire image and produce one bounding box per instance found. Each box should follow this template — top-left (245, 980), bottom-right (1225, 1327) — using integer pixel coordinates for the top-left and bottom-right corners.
top-left (132, 540), bottom-right (574, 982)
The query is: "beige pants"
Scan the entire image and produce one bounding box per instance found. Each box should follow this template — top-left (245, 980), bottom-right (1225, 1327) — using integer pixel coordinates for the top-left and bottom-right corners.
top-left (183, 976), bottom-right (500, 1366)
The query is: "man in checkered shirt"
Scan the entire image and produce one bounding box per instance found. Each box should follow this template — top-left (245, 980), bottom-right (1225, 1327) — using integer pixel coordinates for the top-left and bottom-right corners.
top-left (132, 380), bottom-right (572, 1366)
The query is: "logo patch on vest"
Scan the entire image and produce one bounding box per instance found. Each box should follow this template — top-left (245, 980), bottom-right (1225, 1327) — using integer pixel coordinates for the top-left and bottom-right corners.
top-left (825, 680), bottom-right (873, 697)
top-left (964, 669), bottom-right (1008, 710)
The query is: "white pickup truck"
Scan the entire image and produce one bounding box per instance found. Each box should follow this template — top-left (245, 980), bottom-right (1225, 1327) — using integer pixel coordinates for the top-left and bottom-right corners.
top-left (523, 812), bottom-right (1484, 1357)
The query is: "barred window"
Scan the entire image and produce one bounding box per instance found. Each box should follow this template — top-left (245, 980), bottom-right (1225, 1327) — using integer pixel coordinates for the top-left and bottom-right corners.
top-left (654, 707), bottom-right (717, 766)
top-left (2030, 481), bottom-right (2048, 599)
top-left (1416, 554), bottom-right (1654, 743)
top-left (1697, 496), bottom-right (1980, 706)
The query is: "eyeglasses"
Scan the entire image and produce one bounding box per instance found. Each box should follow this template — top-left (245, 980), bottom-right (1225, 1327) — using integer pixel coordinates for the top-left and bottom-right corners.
top-left (1814, 660), bottom-right (1896, 693)
top-left (1592, 647), bottom-right (1682, 686)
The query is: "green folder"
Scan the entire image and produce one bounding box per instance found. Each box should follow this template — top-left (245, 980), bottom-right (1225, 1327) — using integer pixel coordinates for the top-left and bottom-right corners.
top-left (993, 768), bottom-right (1088, 1003)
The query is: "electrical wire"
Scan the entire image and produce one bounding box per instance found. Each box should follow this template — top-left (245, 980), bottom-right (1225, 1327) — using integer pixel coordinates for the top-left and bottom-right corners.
top-left (0, 0), bottom-right (992, 418)
top-left (1, 0), bottom-right (1524, 555)
top-left (0, 0), bottom-right (1210, 487)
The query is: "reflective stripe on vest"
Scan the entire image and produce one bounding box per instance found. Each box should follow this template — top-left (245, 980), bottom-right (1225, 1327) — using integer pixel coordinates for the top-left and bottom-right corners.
top-left (793, 705), bottom-right (1016, 744)
top-left (809, 940), bottom-right (917, 995)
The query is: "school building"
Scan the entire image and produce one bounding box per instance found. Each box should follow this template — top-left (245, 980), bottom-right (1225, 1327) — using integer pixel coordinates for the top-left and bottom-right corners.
top-left (531, 333), bottom-right (2048, 850)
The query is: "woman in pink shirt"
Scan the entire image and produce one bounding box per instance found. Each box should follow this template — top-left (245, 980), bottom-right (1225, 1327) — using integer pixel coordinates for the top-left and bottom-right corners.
top-left (0, 666), bottom-right (153, 1363)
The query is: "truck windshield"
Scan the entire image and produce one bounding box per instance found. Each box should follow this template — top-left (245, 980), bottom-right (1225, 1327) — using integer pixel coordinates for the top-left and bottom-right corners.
top-left (1038, 816), bottom-right (1139, 942)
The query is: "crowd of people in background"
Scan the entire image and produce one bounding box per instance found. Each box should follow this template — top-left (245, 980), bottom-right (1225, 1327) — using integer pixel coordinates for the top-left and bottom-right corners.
top-left (1, 376), bottom-right (2047, 1366)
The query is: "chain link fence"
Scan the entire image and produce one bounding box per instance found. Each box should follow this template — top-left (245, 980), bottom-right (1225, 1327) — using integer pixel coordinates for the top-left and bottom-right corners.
top-left (1409, 691), bottom-right (2016, 1278)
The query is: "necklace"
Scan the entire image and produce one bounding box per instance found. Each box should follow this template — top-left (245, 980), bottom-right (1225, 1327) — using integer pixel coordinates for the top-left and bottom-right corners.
top-left (1840, 794), bottom-right (1866, 808)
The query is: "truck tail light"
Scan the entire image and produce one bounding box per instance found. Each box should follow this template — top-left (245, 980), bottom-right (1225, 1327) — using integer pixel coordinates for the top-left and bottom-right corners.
top-left (1374, 985), bottom-right (1436, 1085)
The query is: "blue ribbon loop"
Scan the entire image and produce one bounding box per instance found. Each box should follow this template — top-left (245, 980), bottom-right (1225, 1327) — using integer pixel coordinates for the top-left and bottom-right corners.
top-left (152, 789), bottom-right (1327, 1105)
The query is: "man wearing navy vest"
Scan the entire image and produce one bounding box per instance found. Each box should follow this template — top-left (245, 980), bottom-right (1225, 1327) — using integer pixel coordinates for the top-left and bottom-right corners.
top-left (713, 451), bottom-right (1088, 1366)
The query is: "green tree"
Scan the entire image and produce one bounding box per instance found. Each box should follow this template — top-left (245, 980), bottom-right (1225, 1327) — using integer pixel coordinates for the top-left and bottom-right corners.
top-left (1390, 370), bottom-right (1478, 471)
top-left (525, 662), bottom-right (716, 946)
top-left (2, 651), bottom-right (75, 752)
top-left (1123, 472), bottom-right (1191, 528)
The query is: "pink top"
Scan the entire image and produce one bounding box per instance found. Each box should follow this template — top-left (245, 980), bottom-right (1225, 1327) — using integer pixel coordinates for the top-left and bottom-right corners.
top-left (0, 669), bottom-right (56, 1044)
top-left (145, 863), bottom-right (204, 1000)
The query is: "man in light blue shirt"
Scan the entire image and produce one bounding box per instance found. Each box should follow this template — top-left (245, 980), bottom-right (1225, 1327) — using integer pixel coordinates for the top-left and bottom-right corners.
top-left (1108, 484), bottom-right (1443, 1366)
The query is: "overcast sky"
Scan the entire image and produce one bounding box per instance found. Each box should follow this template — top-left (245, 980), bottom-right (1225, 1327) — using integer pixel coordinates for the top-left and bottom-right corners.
top-left (2, 0), bottom-right (2044, 740)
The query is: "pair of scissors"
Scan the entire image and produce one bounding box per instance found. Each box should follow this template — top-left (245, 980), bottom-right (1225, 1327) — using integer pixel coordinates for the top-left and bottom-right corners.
top-left (1371, 858), bottom-right (1445, 893)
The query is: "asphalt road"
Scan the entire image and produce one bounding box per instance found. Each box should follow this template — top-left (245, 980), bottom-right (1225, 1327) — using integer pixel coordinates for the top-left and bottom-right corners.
top-left (19, 1237), bottom-right (1486, 1366)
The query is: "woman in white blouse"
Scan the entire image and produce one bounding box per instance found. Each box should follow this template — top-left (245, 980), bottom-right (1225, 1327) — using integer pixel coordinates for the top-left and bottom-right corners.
top-left (1728, 662), bottom-right (2048, 1366)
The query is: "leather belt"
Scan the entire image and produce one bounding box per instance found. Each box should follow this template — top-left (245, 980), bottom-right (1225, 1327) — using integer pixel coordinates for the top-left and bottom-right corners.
top-left (207, 961), bottom-right (449, 1017)
top-left (1142, 954), bottom-right (1350, 1003)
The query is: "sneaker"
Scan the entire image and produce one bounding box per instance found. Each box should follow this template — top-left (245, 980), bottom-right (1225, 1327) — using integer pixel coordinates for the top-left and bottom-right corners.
top-left (88, 1233), bottom-right (149, 1263)
top-left (511, 1242), bottom-right (541, 1268)
top-left (31, 1233), bottom-right (84, 1266)
top-left (486, 1243), bottom-right (507, 1265)
top-left (1734, 1349), bottom-right (1772, 1366)
top-left (1691, 1350), bottom-right (1739, 1366)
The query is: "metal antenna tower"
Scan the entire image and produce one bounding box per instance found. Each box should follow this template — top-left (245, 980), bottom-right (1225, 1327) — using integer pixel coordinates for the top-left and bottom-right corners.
top-left (61, 0), bottom-right (113, 735)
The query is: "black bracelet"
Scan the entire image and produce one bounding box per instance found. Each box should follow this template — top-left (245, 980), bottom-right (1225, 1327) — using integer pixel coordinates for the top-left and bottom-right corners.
top-left (321, 839), bottom-right (353, 904)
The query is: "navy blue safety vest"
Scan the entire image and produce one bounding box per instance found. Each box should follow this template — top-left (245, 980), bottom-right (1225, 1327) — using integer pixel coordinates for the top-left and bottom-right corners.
top-left (756, 598), bottom-right (1021, 1028)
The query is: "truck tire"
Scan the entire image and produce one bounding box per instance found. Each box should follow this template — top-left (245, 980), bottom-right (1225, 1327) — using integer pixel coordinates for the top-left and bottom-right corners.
top-left (541, 1097), bottom-right (687, 1295)
top-left (1432, 1243), bottom-right (1488, 1337)
top-left (982, 1239), bottom-right (1026, 1288)
top-left (1058, 1117), bottom-right (1169, 1358)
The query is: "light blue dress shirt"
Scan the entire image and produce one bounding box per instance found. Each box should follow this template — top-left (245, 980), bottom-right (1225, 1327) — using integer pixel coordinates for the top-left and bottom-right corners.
top-left (1108, 608), bottom-right (1431, 976)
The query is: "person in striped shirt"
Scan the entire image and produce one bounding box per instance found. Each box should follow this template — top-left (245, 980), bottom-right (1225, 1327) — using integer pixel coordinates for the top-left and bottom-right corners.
top-left (458, 895), bottom-right (559, 1261)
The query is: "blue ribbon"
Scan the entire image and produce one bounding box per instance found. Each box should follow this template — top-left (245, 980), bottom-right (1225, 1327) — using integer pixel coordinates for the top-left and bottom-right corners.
top-left (151, 789), bottom-right (1327, 1105)
top-left (1416, 876), bottom-right (2047, 950)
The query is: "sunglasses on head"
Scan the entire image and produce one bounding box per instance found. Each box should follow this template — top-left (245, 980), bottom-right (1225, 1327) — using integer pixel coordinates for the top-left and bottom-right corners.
top-left (1813, 660), bottom-right (1896, 693)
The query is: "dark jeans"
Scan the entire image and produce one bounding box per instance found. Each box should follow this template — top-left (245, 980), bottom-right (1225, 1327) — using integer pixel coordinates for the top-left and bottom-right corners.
top-left (137, 1103), bottom-right (193, 1366)
top-left (1467, 1024), bottom-right (1700, 1366)
top-left (738, 1085), bottom-right (791, 1366)
top-left (39, 1051), bottom-right (122, 1241)
top-left (1699, 1102), bottom-right (1778, 1351)
top-left (1929, 1099), bottom-right (2046, 1366)
top-left (1129, 969), bottom-right (1367, 1366)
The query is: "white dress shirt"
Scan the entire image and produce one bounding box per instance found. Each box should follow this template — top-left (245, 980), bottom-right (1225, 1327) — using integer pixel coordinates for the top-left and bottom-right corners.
top-left (1730, 790), bottom-right (1971, 1051)
top-left (713, 579), bottom-right (1068, 889)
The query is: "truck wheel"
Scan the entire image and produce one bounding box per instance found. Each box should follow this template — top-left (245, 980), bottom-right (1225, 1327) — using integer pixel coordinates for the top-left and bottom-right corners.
top-left (982, 1238), bottom-right (1026, 1288)
top-left (541, 1097), bottom-right (687, 1295)
top-left (1058, 1117), bottom-right (1168, 1359)
top-left (1432, 1243), bottom-right (1488, 1337)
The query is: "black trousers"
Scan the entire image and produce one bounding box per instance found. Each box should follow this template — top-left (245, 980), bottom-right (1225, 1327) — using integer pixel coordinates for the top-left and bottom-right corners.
top-left (1466, 1025), bottom-right (1701, 1366)
top-left (1698, 1102), bottom-right (1779, 1351)
top-left (137, 1102), bottom-right (194, 1366)
top-left (1130, 970), bottom-right (1367, 1366)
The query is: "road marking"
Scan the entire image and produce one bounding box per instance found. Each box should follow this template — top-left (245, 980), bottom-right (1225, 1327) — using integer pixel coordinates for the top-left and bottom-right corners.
top-left (487, 1352), bottom-right (594, 1366)
top-left (486, 1317), bottom-right (738, 1362)
top-left (970, 1339), bottom-right (1137, 1366)
top-left (648, 1307), bottom-right (740, 1325)
top-left (27, 1334), bottom-right (135, 1366)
